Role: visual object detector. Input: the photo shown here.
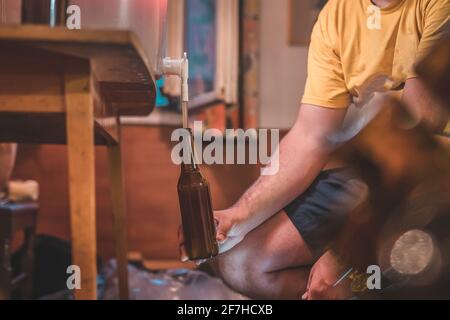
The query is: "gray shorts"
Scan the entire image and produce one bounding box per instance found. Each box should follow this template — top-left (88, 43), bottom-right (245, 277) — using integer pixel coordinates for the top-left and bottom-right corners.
top-left (284, 168), bottom-right (367, 258)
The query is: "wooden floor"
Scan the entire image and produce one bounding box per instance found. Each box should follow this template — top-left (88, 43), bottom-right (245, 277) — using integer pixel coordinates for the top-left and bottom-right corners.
top-left (12, 126), bottom-right (259, 260)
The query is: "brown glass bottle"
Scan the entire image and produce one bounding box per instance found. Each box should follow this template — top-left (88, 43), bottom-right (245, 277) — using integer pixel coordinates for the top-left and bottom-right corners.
top-left (177, 130), bottom-right (219, 260)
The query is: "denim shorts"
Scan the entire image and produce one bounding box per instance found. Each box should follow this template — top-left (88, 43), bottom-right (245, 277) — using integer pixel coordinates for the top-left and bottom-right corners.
top-left (284, 168), bottom-right (367, 258)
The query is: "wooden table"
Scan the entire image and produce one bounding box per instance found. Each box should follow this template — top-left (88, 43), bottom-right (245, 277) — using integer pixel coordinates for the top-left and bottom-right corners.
top-left (0, 25), bottom-right (156, 300)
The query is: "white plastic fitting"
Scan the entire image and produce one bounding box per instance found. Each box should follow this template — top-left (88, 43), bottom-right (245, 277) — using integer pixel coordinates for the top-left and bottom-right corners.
top-left (162, 52), bottom-right (189, 102)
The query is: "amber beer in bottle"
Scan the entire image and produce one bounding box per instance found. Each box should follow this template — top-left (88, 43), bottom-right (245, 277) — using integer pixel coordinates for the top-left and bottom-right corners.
top-left (178, 129), bottom-right (219, 260)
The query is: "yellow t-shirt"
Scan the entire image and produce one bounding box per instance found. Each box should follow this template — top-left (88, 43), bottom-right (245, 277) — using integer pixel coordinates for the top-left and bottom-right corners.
top-left (302, 0), bottom-right (450, 109)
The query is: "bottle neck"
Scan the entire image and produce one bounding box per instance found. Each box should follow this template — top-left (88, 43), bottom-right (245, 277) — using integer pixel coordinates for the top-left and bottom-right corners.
top-left (181, 129), bottom-right (198, 172)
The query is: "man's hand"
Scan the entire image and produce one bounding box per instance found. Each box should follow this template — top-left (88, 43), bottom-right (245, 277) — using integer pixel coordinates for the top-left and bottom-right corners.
top-left (178, 206), bottom-right (247, 262)
top-left (214, 208), bottom-right (244, 243)
top-left (302, 250), bottom-right (352, 300)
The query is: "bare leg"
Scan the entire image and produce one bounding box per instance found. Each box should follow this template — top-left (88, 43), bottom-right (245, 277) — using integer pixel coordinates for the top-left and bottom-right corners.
top-left (211, 211), bottom-right (315, 300)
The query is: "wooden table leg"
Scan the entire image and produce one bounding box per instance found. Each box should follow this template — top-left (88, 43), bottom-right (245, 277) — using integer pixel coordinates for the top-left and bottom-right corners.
top-left (107, 135), bottom-right (130, 300)
top-left (65, 60), bottom-right (97, 300)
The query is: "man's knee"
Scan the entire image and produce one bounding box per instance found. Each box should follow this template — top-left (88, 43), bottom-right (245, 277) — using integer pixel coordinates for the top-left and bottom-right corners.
top-left (211, 242), bottom-right (272, 297)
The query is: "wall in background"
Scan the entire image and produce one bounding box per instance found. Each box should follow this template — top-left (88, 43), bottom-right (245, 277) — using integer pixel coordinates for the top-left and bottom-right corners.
top-left (0, 0), bottom-right (21, 24)
top-left (259, 0), bottom-right (309, 130)
top-left (13, 126), bottom-right (259, 260)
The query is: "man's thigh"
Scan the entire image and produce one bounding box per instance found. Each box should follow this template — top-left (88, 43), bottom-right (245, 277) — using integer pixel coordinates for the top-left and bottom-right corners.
top-left (212, 168), bottom-right (366, 274)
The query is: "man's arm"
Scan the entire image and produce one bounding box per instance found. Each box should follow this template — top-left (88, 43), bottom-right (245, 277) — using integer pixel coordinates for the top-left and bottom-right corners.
top-left (214, 1), bottom-right (348, 250)
top-left (216, 104), bottom-right (347, 245)
top-left (402, 0), bottom-right (449, 133)
top-left (402, 77), bottom-right (449, 134)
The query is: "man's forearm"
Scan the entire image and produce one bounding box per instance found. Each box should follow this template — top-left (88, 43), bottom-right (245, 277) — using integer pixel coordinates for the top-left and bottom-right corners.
top-left (235, 131), bottom-right (329, 223)
top-left (231, 104), bottom-right (347, 232)
top-left (403, 77), bottom-right (449, 134)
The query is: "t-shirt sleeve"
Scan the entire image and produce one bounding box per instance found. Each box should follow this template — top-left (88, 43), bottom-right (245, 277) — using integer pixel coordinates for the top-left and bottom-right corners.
top-left (409, 0), bottom-right (450, 78)
top-left (301, 2), bottom-right (351, 109)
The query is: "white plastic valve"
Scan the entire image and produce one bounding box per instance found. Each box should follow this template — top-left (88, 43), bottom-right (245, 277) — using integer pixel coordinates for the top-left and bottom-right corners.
top-left (162, 53), bottom-right (189, 103)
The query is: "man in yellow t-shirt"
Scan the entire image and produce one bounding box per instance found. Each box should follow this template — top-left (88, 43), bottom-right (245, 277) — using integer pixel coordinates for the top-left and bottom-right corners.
top-left (180, 0), bottom-right (450, 300)
top-left (303, 0), bottom-right (449, 112)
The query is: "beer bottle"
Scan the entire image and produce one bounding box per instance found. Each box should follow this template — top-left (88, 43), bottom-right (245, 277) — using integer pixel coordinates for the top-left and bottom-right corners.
top-left (178, 129), bottom-right (219, 260)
